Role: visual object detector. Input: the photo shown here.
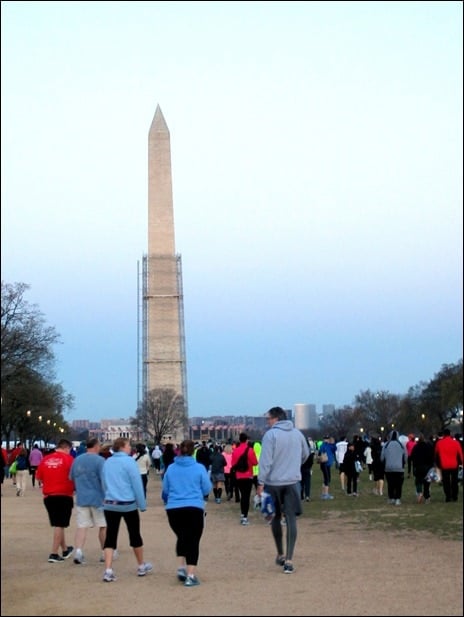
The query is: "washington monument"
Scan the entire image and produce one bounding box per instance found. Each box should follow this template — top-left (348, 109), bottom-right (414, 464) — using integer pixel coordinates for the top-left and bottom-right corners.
top-left (139, 105), bottom-right (188, 440)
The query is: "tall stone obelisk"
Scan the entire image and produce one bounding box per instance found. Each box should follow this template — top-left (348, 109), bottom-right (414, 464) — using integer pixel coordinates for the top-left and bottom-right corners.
top-left (141, 105), bottom-right (188, 440)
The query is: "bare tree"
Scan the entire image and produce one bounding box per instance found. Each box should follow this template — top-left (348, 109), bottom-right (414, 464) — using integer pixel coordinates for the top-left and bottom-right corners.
top-left (132, 388), bottom-right (186, 444)
top-left (318, 405), bottom-right (357, 439)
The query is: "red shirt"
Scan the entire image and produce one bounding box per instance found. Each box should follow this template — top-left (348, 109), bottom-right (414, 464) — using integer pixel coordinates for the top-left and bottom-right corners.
top-left (231, 443), bottom-right (259, 479)
top-left (36, 450), bottom-right (75, 496)
top-left (435, 436), bottom-right (463, 470)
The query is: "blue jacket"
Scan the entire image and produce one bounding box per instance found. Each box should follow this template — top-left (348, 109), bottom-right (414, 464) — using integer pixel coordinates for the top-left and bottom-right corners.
top-left (319, 440), bottom-right (336, 467)
top-left (102, 451), bottom-right (146, 512)
top-left (161, 455), bottom-right (212, 510)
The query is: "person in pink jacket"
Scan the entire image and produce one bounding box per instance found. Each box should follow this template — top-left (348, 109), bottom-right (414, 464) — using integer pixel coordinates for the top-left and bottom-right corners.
top-left (434, 429), bottom-right (463, 502)
top-left (29, 443), bottom-right (44, 488)
top-left (231, 433), bottom-right (258, 526)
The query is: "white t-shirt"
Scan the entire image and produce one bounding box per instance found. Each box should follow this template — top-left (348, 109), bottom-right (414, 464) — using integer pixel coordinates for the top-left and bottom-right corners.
top-left (335, 440), bottom-right (348, 465)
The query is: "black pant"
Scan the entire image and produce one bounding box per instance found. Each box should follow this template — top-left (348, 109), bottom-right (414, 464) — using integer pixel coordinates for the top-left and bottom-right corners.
top-left (104, 509), bottom-right (143, 549)
top-left (441, 468), bottom-right (459, 501)
top-left (236, 477), bottom-right (253, 517)
top-left (385, 471), bottom-right (404, 500)
top-left (166, 507), bottom-right (205, 566)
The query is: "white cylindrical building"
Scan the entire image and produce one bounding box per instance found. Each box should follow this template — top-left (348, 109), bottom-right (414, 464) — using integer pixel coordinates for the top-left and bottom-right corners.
top-left (294, 404), bottom-right (311, 431)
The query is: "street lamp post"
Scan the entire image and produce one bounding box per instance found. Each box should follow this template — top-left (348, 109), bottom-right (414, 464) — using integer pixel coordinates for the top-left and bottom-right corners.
top-left (420, 414), bottom-right (426, 433)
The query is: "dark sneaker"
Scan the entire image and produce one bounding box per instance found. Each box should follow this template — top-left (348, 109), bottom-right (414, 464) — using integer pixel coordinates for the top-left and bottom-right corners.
top-left (184, 575), bottom-right (200, 587)
top-left (62, 546), bottom-right (74, 559)
top-left (283, 563), bottom-right (294, 574)
top-left (48, 554), bottom-right (64, 563)
top-left (275, 556), bottom-right (285, 566)
top-left (177, 567), bottom-right (187, 582)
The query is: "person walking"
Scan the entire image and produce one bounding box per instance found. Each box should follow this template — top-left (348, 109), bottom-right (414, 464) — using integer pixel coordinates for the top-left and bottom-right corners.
top-left (28, 443), bottom-right (43, 488)
top-left (256, 406), bottom-right (309, 574)
top-left (133, 443), bottom-right (151, 498)
top-left (381, 430), bottom-right (406, 505)
top-left (434, 428), bottom-right (463, 502)
top-left (364, 441), bottom-right (374, 481)
top-left (101, 437), bottom-right (152, 582)
top-left (161, 439), bottom-right (212, 587)
top-left (69, 438), bottom-right (107, 564)
top-left (151, 444), bottom-right (162, 474)
top-left (335, 436), bottom-right (349, 492)
top-left (318, 436), bottom-right (336, 499)
top-left (210, 444), bottom-right (227, 503)
top-left (371, 437), bottom-right (385, 496)
top-left (8, 442), bottom-right (23, 486)
top-left (1, 445), bottom-right (8, 495)
top-left (410, 433), bottom-right (434, 504)
top-left (195, 441), bottom-right (212, 473)
top-left (222, 443), bottom-right (234, 500)
top-left (231, 432), bottom-right (258, 526)
top-left (300, 442), bottom-right (314, 502)
top-left (35, 439), bottom-right (75, 562)
top-left (14, 446), bottom-right (29, 496)
top-left (160, 442), bottom-right (176, 477)
top-left (342, 442), bottom-right (360, 496)
top-left (405, 434), bottom-right (416, 478)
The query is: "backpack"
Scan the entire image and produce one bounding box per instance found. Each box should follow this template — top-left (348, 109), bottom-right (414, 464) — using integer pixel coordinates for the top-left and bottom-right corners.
top-left (234, 446), bottom-right (250, 473)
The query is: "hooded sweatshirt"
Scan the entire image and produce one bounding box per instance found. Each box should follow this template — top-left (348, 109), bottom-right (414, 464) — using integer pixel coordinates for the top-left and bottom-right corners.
top-left (381, 432), bottom-right (406, 472)
top-left (258, 420), bottom-right (309, 486)
top-left (161, 455), bottom-right (212, 510)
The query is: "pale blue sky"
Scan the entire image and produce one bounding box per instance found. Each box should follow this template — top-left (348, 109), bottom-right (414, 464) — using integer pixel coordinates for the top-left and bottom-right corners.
top-left (1, 1), bottom-right (462, 422)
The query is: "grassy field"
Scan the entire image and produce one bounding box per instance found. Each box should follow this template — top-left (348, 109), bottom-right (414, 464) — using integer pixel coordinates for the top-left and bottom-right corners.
top-left (298, 470), bottom-right (463, 541)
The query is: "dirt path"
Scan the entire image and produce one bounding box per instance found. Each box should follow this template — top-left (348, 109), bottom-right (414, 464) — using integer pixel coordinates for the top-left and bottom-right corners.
top-left (1, 475), bottom-right (462, 616)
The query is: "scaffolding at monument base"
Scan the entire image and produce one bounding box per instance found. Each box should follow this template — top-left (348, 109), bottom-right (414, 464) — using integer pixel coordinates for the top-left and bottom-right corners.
top-left (137, 254), bottom-right (188, 430)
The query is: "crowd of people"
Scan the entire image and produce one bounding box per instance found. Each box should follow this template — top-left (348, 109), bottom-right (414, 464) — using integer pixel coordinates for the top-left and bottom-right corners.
top-left (1, 419), bottom-right (463, 584)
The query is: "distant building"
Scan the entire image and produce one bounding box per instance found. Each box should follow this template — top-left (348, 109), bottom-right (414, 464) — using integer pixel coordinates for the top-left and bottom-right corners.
top-left (89, 421), bottom-right (145, 445)
top-left (71, 419), bottom-right (90, 430)
top-left (294, 404), bottom-right (311, 430)
top-left (100, 418), bottom-right (129, 430)
top-left (294, 403), bottom-right (319, 432)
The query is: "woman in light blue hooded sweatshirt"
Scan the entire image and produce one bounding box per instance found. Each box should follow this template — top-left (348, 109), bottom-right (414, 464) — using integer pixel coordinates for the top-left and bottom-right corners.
top-left (162, 439), bottom-right (212, 587)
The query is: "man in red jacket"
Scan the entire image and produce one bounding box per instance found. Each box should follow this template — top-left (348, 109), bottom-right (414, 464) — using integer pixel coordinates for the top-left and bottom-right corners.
top-left (434, 429), bottom-right (463, 502)
top-left (36, 439), bottom-right (75, 562)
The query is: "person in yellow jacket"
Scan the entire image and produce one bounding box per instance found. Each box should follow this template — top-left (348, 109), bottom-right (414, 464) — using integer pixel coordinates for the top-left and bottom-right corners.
top-left (251, 440), bottom-right (262, 493)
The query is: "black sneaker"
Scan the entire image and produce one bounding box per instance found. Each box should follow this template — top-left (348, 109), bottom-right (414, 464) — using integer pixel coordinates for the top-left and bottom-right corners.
top-left (48, 554), bottom-right (65, 563)
top-left (62, 546), bottom-right (74, 559)
top-left (283, 563), bottom-right (294, 574)
top-left (275, 556), bottom-right (285, 566)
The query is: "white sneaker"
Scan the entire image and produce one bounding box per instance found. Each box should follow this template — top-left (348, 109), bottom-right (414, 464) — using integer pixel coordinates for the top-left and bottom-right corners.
top-left (137, 562), bottom-right (153, 576)
top-left (240, 517), bottom-right (249, 525)
top-left (102, 569), bottom-right (117, 582)
top-left (73, 549), bottom-right (85, 565)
